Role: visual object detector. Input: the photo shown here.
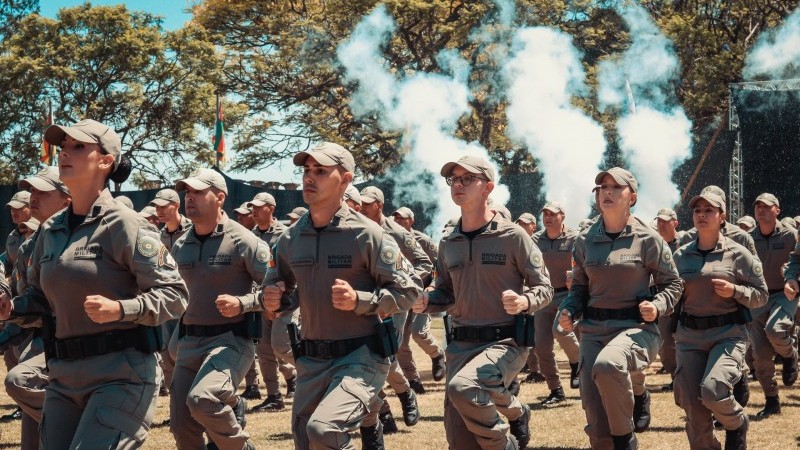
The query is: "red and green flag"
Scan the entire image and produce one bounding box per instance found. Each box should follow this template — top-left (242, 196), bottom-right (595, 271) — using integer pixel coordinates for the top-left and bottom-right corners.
top-left (213, 94), bottom-right (225, 164)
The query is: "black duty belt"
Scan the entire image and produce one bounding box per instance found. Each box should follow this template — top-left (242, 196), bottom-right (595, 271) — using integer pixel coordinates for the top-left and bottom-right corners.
top-left (679, 310), bottom-right (749, 330)
top-left (554, 287), bottom-right (569, 293)
top-left (52, 326), bottom-right (164, 360)
top-left (584, 306), bottom-right (642, 322)
top-left (768, 289), bottom-right (784, 295)
top-left (452, 325), bottom-right (515, 342)
top-left (299, 335), bottom-right (377, 359)
top-left (181, 321), bottom-right (250, 338)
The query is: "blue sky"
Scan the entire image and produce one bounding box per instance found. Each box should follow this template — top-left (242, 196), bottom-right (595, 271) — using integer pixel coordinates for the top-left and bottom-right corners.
top-left (41, 1), bottom-right (191, 31)
top-left (40, 1), bottom-right (301, 187)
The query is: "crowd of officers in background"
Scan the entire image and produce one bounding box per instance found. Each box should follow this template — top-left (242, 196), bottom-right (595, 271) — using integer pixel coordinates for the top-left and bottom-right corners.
top-left (0, 123), bottom-right (796, 450)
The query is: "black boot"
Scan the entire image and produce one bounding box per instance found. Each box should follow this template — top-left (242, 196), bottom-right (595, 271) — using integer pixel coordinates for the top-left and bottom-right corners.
top-left (409, 377), bottom-right (426, 394)
top-left (397, 389), bottom-right (419, 426)
top-left (241, 384), bottom-right (261, 400)
top-left (782, 353), bottom-right (798, 386)
top-left (724, 416), bottom-right (748, 450)
top-left (523, 371), bottom-right (546, 383)
top-left (360, 422), bottom-right (385, 450)
top-left (733, 376), bottom-right (749, 407)
top-left (756, 395), bottom-right (781, 418)
top-left (378, 410), bottom-right (398, 434)
top-left (569, 362), bottom-right (580, 389)
top-left (431, 354), bottom-right (446, 381)
top-left (541, 386), bottom-right (566, 405)
top-left (253, 394), bottom-right (285, 412)
top-left (612, 432), bottom-right (638, 450)
top-left (633, 391), bottom-right (651, 432)
top-left (233, 396), bottom-right (246, 430)
top-left (509, 404), bottom-right (530, 449)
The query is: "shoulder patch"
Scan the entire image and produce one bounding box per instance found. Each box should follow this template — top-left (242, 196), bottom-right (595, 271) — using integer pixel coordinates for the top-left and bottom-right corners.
top-left (662, 250), bottom-right (672, 264)
top-left (256, 241), bottom-right (271, 264)
top-left (532, 254), bottom-right (543, 268)
top-left (137, 235), bottom-right (160, 258)
top-left (753, 262), bottom-right (763, 277)
top-left (404, 235), bottom-right (415, 250)
top-left (380, 241), bottom-right (400, 265)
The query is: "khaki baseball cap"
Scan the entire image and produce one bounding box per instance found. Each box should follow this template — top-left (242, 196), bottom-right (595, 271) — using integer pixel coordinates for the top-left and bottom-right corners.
top-left (138, 205), bottom-right (157, 218)
top-left (493, 205), bottom-right (512, 220)
top-left (594, 167), bottom-right (637, 193)
top-left (287, 206), bottom-right (308, 219)
top-left (44, 119), bottom-right (122, 169)
top-left (754, 192), bottom-right (779, 207)
top-left (233, 202), bottom-right (252, 215)
top-left (689, 192), bottom-right (726, 214)
top-left (516, 212), bottom-right (536, 224)
top-left (360, 186), bottom-right (384, 204)
top-left (149, 188), bottom-right (180, 207)
top-left (392, 206), bottom-right (415, 220)
top-left (176, 168), bottom-right (228, 194)
top-left (19, 167), bottom-right (70, 196)
top-left (20, 217), bottom-right (39, 233)
top-left (656, 208), bottom-right (677, 221)
top-left (293, 142), bottom-right (356, 173)
top-left (541, 201), bottom-right (564, 214)
top-left (248, 192), bottom-right (276, 208)
top-left (115, 195), bottom-right (134, 209)
top-left (700, 185), bottom-right (727, 203)
top-left (344, 185), bottom-right (361, 204)
top-left (6, 191), bottom-right (30, 209)
top-left (736, 215), bottom-right (756, 228)
top-left (440, 155), bottom-right (496, 182)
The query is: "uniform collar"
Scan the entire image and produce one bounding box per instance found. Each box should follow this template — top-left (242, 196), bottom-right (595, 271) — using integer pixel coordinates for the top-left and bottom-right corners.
top-left (297, 203), bottom-right (348, 234)
top-left (185, 212), bottom-right (229, 243)
top-left (51, 188), bottom-right (116, 231)
top-left (447, 216), bottom-right (500, 241)
top-left (589, 215), bottom-right (636, 242)
top-left (685, 235), bottom-right (726, 255)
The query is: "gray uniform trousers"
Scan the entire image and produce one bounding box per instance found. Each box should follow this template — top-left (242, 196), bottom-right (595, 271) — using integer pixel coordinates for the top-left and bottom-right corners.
top-left (534, 291), bottom-right (580, 390)
top-left (255, 311), bottom-right (298, 395)
top-left (292, 344), bottom-right (389, 450)
top-left (397, 312), bottom-right (444, 380)
top-left (751, 291), bottom-right (798, 397)
top-left (158, 320), bottom-right (179, 392)
top-left (170, 332), bottom-right (254, 450)
top-left (578, 323), bottom-right (661, 450)
top-left (40, 349), bottom-right (160, 450)
top-left (444, 339), bottom-right (528, 450)
top-left (673, 324), bottom-right (747, 450)
top-left (5, 334), bottom-right (48, 450)
top-left (656, 313), bottom-right (677, 376)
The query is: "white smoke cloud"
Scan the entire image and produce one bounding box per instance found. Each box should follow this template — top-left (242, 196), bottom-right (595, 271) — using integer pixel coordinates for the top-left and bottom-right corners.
top-left (597, 4), bottom-right (692, 220)
top-left (338, 5), bottom-right (510, 237)
top-left (503, 27), bottom-right (606, 225)
top-left (744, 8), bottom-right (800, 79)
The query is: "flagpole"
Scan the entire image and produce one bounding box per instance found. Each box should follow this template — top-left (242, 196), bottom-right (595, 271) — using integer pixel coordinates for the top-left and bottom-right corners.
top-left (48, 99), bottom-right (54, 166)
top-left (215, 91), bottom-right (220, 169)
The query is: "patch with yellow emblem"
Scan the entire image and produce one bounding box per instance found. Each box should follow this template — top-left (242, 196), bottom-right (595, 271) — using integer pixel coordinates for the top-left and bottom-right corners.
top-left (256, 242), bottom-right (271, 264)
top-left (137, 235), bottom-right (160, 258)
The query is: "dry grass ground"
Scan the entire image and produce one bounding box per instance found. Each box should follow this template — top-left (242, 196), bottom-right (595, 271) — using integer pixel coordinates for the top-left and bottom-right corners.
top-left (0, 322), bottom-right (798, 449)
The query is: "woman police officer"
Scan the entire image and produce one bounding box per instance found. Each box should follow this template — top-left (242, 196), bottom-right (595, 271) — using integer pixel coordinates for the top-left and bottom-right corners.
top-left (672, 192), bottom-right (766, 450)
top-left (0, 119), bottom-right (188, 449)
top-left (558, 167), bottom-right (683, 450)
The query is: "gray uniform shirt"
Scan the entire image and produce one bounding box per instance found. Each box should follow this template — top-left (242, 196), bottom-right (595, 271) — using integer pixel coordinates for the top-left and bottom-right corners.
top-left (560, 215), bottom-right (683, 330)
top-left (750, 221), bottom-right (796, 291)
top-left (674, 237), bottom-right (767, 316)
top-left (532, 226), bottom-right (578, 289)
top-left (427, 216), bottom-right (554, 327)
top-left (381, 216), bottom-right (432, 287)
top-left (413, 229), bottom-right (438, 263)
top-left (263, 203), bottom-right (420, 341)
top-left (160, 215), bottom-right (192, 250)
top-left (172, 214), bottom-right (269, 326)
top-left (253, 220), bottom-right (287, 249)
top-left (6, 229), bottom-right (22, 266)
top-left (15, 189), bottom-right (188, 339)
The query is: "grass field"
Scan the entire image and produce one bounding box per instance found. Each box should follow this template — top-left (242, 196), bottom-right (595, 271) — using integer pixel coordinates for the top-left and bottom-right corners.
top-left (0, 323), bottom-right (798, 449)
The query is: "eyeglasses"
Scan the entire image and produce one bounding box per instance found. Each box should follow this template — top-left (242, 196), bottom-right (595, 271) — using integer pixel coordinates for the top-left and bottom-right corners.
top-left (445, 174), bottom-right (488, 186)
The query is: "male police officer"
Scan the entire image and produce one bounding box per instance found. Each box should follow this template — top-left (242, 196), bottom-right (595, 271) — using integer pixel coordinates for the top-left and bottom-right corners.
top-left (262, 142), bottom-right (419, 450)
top-left (531, 201), bottom-right (581, 404)
top-left (654, 207), bottom-right (683, 390)
top-left (360, 186), bottom-right (431, 434)
top-left (4, 167), bottom-right (70, 450)
top-left (392, 206), bottom-right (446, 392)
top-left (5, 191), bottom-right (31, 269)
top-left (414, 155), bottom-right (553, 450)
top-left (170, 168), bottom-right (269, 450)
top-left (248, 192), bottom-right (298, 412)
top-left (151, 188), bottom-right (191, 249)
top-left (749, 193), bottom-right (797, 418)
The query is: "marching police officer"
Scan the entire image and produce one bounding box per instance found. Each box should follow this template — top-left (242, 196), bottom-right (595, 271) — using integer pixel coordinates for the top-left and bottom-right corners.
top-left (654, 207), bottom-right (684, 390)
top-left (151, 188), bottom-right (192, 249)
top-left (262, 142), bottom-right (419, 449)
top-left (0, 119), bottom-right (188, 449)
top-left (559, 167), bottom-right (682, 450)
top-left (5, 190), bottom-right (31, 269)
top-left (414, 155), bottom-right (553, 450)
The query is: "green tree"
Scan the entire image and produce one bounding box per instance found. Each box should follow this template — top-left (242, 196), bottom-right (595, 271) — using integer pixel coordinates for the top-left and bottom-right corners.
top-left (0, 3), bottom-right (244, 187)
